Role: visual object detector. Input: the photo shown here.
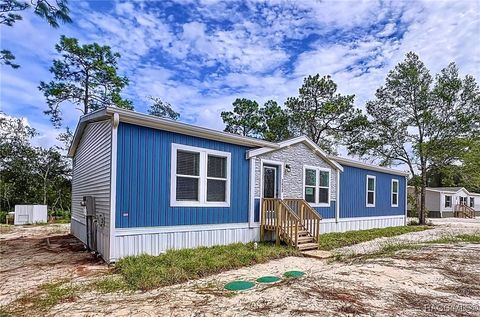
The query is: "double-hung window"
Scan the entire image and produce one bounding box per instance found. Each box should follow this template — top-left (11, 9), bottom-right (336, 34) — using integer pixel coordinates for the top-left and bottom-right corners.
top-left (391, 179), bottom-right (399, 207)
top-left (366, 175), bottom-right (376, 207)
top-left (303, 166), bottom-right (331, 206)
top-left (470, 197), bottom-right (475, 208)
top-left (171, 144), bottom-right (230, 207)
top-left (445, 195), bottom-right (452, 208)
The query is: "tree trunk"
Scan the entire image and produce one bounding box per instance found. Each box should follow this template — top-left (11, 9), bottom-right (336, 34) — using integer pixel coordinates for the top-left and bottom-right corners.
top-left (84, 73), bottom-right (89, 114)
top-left (419, 162), bottom-right (427, 225)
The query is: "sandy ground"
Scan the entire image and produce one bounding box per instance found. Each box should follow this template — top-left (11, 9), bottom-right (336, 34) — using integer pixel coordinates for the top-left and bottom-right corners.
top-left (0, 224), bottom-right (108, 307)
top-left (336, 218), bottom-right (480, 255)
top-left (1, 220), bottom-right (480, 316)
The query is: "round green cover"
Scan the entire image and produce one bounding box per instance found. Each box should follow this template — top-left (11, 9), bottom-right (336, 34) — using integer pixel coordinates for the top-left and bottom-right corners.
top-left (256, 276), bottom-right (281, 283)
top-left (283, 271), bottom-right (305, 278)
top-left (224, 281), bottom-right (255, 291)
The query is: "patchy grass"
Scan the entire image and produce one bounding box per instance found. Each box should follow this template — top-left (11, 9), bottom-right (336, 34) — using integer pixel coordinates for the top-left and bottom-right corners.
top-left (427, 234), bottom-right (480, 245)
top-left (456, 234), bottom-right (480, 243)
top-left (91, 276), bottom-right (130, 293)
top-left (332, 243), bottom-right (422, 262)
top-left (0, 224), bottom-right (13, 234)
top-left (318, 226), bottom-right (431, 250)
top-left (114, 242), bottom-right (299, 290)
top-left (3, 281), bottom-right (80, 316)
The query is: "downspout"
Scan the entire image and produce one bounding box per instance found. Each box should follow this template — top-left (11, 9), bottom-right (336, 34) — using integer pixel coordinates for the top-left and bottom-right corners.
top-left (109, 113), bottom-right (119, 262)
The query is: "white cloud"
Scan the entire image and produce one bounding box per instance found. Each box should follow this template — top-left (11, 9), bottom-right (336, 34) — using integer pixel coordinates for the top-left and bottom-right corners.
top-left (1, 0), bottom-right (478, 156)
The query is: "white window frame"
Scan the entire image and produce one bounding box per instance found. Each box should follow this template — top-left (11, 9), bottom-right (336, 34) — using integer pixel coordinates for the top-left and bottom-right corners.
top-left (445, 195), bottom-right (452, 208)
top-left (302, 165), bottom-right (331, 207)
top-left (391, 179), bottom-right (399, 207)
top-left (170, 143), bottom-right (231, 207)
top-left (470, 197), bottom-right (475, 208)
top-left (366, 175), bottom-right (376, 208)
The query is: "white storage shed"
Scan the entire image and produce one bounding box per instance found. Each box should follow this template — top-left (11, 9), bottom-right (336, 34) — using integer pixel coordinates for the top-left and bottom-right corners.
top-left (14, 205), bottom-right (48, 225)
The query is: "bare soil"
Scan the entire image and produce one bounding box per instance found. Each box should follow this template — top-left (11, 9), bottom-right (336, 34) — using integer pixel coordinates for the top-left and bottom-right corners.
top-left (1, 220), bottom-right (480, 316)
top-left (0, 224), bottom-right (108, 307)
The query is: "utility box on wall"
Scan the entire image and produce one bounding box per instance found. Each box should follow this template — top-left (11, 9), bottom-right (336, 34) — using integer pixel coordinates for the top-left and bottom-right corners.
top-left (14, 205), bottom-right (48, 225)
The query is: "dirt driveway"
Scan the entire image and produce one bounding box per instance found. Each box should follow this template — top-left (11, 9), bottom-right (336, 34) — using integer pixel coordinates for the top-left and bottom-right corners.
top-left (1, 221), bottom-right (480, 316)
top-left (0, 224), bottom-right (108, 307)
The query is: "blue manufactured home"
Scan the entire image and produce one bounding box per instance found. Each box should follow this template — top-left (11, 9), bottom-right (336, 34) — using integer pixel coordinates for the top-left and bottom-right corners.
top-left (69, 107), bottom-right (408, 262)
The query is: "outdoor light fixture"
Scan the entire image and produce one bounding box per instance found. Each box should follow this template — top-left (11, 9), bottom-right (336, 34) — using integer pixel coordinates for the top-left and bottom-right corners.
top-left (285, 164), bottom-right (291, 172)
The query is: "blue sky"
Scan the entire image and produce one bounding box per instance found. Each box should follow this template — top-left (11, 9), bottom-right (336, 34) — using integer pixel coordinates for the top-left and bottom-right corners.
top-left (1, 0), bottom-right (479, 150)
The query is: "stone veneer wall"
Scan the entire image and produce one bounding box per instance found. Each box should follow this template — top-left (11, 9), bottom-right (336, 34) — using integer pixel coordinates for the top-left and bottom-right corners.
top-left (254, 142), bottom-right (337, 200)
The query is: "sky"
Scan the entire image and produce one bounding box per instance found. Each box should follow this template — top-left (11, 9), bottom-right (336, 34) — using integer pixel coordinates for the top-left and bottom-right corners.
top-left (1, 0), bottom-right (479, 153)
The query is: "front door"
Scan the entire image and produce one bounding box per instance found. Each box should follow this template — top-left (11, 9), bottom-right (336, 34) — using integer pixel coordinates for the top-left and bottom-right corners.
top-left (263, 166), bottom-right (277, 199)
top-left (460, 197), bottom-right (467, 205)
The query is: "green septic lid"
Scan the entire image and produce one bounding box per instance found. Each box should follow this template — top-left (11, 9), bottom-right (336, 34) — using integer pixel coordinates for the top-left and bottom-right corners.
top-left (283, 271), bottom-right (305, 278)
top-left (256, 276), bottom-right (281, 283)
top-left (224, 281), bottom-right (255, 291)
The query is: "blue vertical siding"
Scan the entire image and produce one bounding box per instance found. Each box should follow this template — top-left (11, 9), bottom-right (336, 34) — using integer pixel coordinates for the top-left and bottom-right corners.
top-left (116, 123), bottom-right (253, 228)
top-left (254, 198), bottom-right (335, 220)
top-left (339, 165), bottom-right (406, 218)
top-left (314, 202), bottom-right (336, 219)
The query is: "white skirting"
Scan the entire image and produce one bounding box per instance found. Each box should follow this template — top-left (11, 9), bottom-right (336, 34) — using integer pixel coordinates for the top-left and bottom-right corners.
top-left (111, 223), bottom-right (260, 262)
top-left (71, 217), bottom-right (87, 244)
top-left (71, 217), bottom-right (111, 262)
top-left (80, 216), bottom-right (405, 262)
top-left (320, 215), bottom-right (406, 233)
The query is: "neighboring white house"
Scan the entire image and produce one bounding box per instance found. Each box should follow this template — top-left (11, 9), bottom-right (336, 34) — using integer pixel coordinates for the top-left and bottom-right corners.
top-left (408, 187), bottom-right (480, 218)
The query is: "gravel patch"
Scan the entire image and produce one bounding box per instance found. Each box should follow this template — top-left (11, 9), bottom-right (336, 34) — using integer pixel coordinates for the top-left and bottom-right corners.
top-left (335, 218), bottom-right (480, 256)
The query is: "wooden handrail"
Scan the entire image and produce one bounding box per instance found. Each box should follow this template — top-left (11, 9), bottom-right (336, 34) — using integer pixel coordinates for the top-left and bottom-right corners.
top-left (283, 198), bottom-right (322, 242)
top-left (261, 198), bottom-right (301, 247)
top-left (454, 204), bottom-right (475, 218)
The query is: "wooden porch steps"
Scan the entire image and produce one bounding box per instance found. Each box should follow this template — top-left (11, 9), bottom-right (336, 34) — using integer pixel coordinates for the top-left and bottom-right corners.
top-left (298, 242), bottom-right (320, 251)
top-left (260, 198), bottom-right (322, 251)
top-left (455, 204), bottom-right (476, 218)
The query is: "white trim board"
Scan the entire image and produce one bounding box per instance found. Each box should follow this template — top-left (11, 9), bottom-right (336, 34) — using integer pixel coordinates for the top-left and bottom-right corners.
top-left (109, 113), bottom-right (119, 262)
top-left (115, 222), bottom-right (258, 236)
top-left (320, 215), bottom-right (406, 223)
top-left (248, 157), bottom-right (256, 228)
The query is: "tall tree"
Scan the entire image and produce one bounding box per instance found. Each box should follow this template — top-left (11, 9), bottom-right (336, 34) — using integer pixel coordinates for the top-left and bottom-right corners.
top-left (0, 0), bottom-right (71, 68)
top-left (286, 74), bottom-right (363, 154)
top-left (259, 100), bottom-right (291, 142)
top-left (34, 147), bottom-right (70, 205)
top-left (347, 52), bottom-right (480, 224)
top-left (0, 114), bottom-right (38, 210)
top-left (221, 98), bottom-right (263, 137)
top-left (148, 96), bottom-right (179, 120)
top-left (0, 113), bottom-right (72, 212)
top-left (39, 36), bottom-right (133, 127)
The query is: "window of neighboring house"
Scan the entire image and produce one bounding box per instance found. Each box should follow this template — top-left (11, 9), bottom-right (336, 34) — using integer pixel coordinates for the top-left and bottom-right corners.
top-left (366, 175), bottom-right (376, 207)
top-left (391, 179), bottom-right (399, 207)
top-left (171, 143), bottom-right (231, 207)
top-left (304, 166), bottom-right (331, 206)
top-left (470, 197), bottom-right (475, 208)
top-left (445, 195), bottom-right (452, 208)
